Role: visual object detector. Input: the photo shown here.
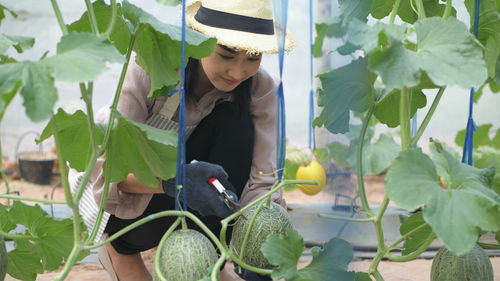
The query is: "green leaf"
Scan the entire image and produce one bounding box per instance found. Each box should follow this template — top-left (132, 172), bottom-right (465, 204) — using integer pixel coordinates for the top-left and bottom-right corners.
top-left (347, 133), bottom-right (400, 175)
top-left (369, 17), bottom-right (487, 90)
top-left (0, 62), bottom-right (22, 119)
top-left (399, 212), bottom-right (433, 255)
top-left (261, 228), bottom-right (355, 281)
top-left (315, 58), bottom-right (376, 134)
top-left (374, 88), bottom-right (427, 128)
top-left (122, 0), bottom-right (216, 97)
top-left (465, 0), bottom-right (500, 79)
top-left (42, 32), bottom-right (124, 83)
top-left (68, 0), bottom-right (131, 54)
top-left (20, 61), bottom-right (58, 122)
top-left (474, 149), bottom-right (500, 194)
top-left (454, 123), bottom-right (494, 149)
top-left (398, 0), bottom-right (456, 24)
top-left (370, 0), bottom-right (395, 19)
top-left (0, 4), bottom-right (17, 26)
top-left (103, 111), bottom-right (177, 187)
top-left (156, 0), bottom-right (182, 6)
top-left (7, 244), bottom-right (43, 281)
top-left (338, 0), bottom-right (373, 26)
top-left (38, 109), bottom-right (104, 172)
top-left (0, 203), bottom-right (15, 232)
top-left (385, 144), bottom-right (500, 255)
top-left (313, 18), bottom-right (344, 57)
top-left (493, 128), bottom-right (500, 149)
top-left (0, 34), bottom-right (34, 54)
top-left (354, 272), bottom-right (372, 281)
top-left (6, 201), bottom-right (85, 278)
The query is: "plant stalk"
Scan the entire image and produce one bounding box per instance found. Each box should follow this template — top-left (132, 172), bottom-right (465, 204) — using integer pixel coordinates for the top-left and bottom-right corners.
top-left (317, 213), bottom-right (374, 222)
top-left (443, 0), bottom-right (453, 19)
top-left (356, 103), bottom-right (377, 217)
top-left (0, 194), bottom-right (66, 204)
top-left (0, 231), bottom-right (38, 241)
top-left (409, 87), bottom-right (445, 147)
top-left (50, 0), bottom-right (68, 35)
top-left (101, 33), bottom-right (136, 150)
top-left (477, 242), bottom-right (500, 249)
top-left (105, 0), bottom-right (117, 37)
top-left (389, 0), bottom-right (402, 24)
top-left (386, 233), bottom-right (436, 262)
top-left (415, 0), bottom-right (426, 20)
top-left (85, 0), bottom-right (100, 35)
top-left (400, 87), bottom-right (411, 149)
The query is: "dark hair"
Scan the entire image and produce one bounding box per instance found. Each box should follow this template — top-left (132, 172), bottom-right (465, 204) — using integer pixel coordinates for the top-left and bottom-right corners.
top-left (184, 57), bottom-right (251, 116)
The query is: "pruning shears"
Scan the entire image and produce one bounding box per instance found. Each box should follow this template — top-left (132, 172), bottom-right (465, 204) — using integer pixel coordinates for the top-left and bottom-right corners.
top-left (208, 177), bottom-right (246, 219)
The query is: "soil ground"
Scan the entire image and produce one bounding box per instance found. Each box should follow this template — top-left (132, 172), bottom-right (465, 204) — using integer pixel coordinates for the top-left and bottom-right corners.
top-left (2, 169), bottom-right (500, 281)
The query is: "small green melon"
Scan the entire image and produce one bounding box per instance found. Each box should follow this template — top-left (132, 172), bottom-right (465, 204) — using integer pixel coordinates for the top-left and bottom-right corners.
top-left (231, 201), bottom-right (293, 268)
top-left (155, 229), bottom-right (218, 281)
top-left (431, 245), bottom-right (494, 281)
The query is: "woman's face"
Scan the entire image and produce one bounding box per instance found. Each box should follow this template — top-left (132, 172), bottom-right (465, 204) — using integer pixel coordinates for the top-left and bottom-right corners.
top-left (200, 45), bottom-right (262, 92)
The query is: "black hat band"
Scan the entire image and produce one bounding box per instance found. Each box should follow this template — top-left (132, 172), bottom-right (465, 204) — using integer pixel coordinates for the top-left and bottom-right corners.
top-left (194, 5), bottom-right (275, 35)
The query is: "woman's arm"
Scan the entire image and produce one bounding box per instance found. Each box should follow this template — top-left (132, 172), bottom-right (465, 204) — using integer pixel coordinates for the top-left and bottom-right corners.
top-left (117, 174), bottom-right (164, 194)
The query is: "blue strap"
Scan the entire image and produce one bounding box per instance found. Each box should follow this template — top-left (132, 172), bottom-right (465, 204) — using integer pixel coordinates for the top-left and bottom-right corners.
top-left (273, 0), bottom-right (288, 180)
top-left (173, 0), bottom-right (188, 211)
top-left (461, 0), bottom-right (480, 165)
top-left (308, 0), bottom-right (316, 149)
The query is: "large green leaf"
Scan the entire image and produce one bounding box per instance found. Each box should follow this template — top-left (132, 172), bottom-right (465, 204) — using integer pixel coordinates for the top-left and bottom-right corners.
top-left (369, 17), bottom-right (487, 90)
top-left (6, 201), bottom-right (85, 280)
top-left (0, 62), bottom-right (22, 118)
top-left (455, 123), bottom-right (495, 149)
top-left (261, 228), bottom-right (356, 281)
top-left (67, 0), bottom-right (131, 54)
top-left (338, 0), bottom-right (373, 26)
top-left (103, 111), bottom-right (178, 187)
top-left (121, 0), bottom-right (216, 97)
top-left (399, 212), bottom-right (433, 255)
top-left (474, 149), bottom-right (500, 194)
top-left (465, 0), bottom-right (500, 79)
top-left (373, 88), bottom-right (427, 128)
top-left (385, 143), bottom-right (500, 255)
top-left (0, 34), bottom-right (34, 54)
top-left (42, 32), bottom-right (124, 83)
top-left (20, 62), bottom-right (58, 122)
top-left (39, 109), bottom-right (104, 172)
top-left (399, 0), bottom-right (456, 24)
top-left (347, 133), bottom-right (400, 175)
top-left (370, 0), bottom-right (456, 22)
top-left (314, 58), bottom-right (376, 134)
top-left (0, 203), bottom-right (15, 233)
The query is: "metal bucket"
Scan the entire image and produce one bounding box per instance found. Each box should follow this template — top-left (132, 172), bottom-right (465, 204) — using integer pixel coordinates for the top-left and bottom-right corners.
top-left (16, 131), bottom-right (56, 185)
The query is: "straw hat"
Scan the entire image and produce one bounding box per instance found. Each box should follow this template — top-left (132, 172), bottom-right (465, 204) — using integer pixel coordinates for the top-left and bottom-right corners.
top-left (186, 0), bottom-right (295, 54)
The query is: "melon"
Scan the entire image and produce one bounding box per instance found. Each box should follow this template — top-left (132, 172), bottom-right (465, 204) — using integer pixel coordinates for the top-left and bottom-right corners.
top-left (0, 236), bottom-right (6, 281)
top-left (155, 229), bottom-right (218, 281)
top-left (231, 201), bottom-right (293, 268)
top-left (430, 245), bottom-right (494, 281)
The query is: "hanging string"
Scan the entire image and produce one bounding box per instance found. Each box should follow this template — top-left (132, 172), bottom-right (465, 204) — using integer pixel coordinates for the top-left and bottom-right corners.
top-left (272, 0), bottom-right (288, 181)
top-left (171, 0), bottom-right (188, 211)
top-left (308, 0), bottom-right (316, 149)
top-left (461, 0), bottom-right (480, 165)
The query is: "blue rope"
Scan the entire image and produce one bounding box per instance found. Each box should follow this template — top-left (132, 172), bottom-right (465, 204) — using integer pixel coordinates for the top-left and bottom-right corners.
top-left (273, 0), bottom-right (288, 181)
top-left (461, 0), bottom-right (480, 165)
top-left (308, 0), bottom-right (316, 149)
top-left (173, 0), bottom-right (188, 211)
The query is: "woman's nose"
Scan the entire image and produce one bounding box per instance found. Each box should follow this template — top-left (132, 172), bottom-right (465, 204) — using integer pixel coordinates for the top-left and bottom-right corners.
top-left (227, 62), bottom-right (247, 80)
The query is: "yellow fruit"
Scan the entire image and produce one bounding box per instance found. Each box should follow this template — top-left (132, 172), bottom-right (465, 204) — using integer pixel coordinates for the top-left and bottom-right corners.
top-left (295, 160), bottom-right (326, 195)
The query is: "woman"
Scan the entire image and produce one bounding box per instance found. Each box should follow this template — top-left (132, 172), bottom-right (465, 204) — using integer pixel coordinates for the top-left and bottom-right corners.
top-left (92, 0), bottom-right (294, 280)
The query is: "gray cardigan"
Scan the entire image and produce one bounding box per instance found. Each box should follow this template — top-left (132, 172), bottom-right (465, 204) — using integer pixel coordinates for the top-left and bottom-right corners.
top-left (90, 53), bottom-right (285, 219)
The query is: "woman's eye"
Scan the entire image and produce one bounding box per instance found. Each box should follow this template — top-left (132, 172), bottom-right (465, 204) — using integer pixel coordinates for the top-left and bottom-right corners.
top-left (248, 57), bottom-right (261, 62)
top-left (219, 54), bottom-right (233, 60)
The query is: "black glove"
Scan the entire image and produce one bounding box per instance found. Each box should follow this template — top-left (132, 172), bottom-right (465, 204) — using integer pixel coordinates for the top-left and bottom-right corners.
top-left (162, 161), bottom-right (238, 218)
top-left (233, 263), bottom-right (272, 281)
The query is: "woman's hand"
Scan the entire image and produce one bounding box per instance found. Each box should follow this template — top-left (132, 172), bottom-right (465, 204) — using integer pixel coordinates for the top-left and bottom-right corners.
top-left (162, 161), bottom-right (238, 218)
